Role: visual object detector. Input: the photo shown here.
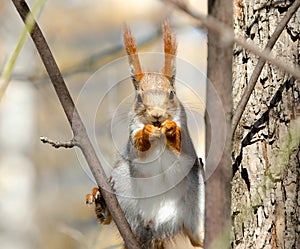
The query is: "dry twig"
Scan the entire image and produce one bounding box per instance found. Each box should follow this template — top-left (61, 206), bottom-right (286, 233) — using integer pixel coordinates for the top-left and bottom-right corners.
top-left (40, 136), bottom-right (77, 149)
top-left (11, 1), bottom-right (139, 248)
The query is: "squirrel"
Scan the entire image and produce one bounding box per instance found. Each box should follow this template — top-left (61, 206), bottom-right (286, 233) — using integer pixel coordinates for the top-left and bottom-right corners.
top-left (86, 21), bottom-right (205, 249)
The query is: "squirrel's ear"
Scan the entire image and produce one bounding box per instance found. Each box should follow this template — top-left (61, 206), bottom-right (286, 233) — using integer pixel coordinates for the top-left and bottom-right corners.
top-left (123, 24), bottom-right (144, 90)
top-left (162, 21), bottom-right (177, 86)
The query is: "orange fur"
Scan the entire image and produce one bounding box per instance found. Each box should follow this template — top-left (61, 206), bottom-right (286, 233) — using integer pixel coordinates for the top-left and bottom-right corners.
top-left (161, 120), bottom-right (181, 153)
top-left (183, 226), bottom-right (204, 247)
top-left (134, 129), bottom-right (151, 152)
top-left (149, 240), bottom-right (165, 249)
top-left (133, 124), bottom-right (160, 152)
top-left (162, 21), bottom-right (177, 81)
top-left (85, 193), bottom-right (94, 205)
top-left (123, 24), bottom-right (144, 82)
top-left (86, 187), bottom-right (112, 225)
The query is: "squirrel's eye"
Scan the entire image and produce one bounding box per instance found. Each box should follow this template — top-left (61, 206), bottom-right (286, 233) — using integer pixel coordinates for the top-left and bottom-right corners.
top-left (137, 93), bottom-right (143, 103)
top-left (169, 91), bottom-right (175, 100)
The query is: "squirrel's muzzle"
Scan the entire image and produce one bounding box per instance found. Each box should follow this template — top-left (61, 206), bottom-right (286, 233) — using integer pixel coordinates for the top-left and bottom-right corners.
top-left (148, 108), bottom-right (168, 127)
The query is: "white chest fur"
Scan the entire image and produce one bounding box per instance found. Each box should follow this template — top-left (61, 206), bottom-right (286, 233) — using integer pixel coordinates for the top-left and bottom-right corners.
top-left (130, 137), bottom-right (194, 227)
top-left (112, 126), bottom-right (197, 232)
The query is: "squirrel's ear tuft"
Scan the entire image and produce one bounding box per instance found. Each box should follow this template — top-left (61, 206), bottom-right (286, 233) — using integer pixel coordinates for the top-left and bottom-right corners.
top-left (123, 24), bottom-right (144, 89)
top-left (162, 21), bottom-right (177, 86)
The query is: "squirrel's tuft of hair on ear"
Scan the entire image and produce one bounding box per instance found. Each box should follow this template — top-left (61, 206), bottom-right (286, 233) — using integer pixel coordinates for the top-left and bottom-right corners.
top-left (162, 21), bottom-right (177, 84)
top-left (163, 21), bottom-right (177, 56)
top-left (123, 23), bottom-right (144, 85)
top-left (123, 24), bottom-right (137, 56)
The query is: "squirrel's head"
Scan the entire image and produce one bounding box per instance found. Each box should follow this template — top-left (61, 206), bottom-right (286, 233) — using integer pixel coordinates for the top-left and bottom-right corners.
top-left (123, 21), bottom-right (178, 127)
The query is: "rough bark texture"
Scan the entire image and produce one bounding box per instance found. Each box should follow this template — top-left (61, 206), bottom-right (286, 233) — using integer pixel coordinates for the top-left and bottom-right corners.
top-left (232, 1), bottom-right (300, 249)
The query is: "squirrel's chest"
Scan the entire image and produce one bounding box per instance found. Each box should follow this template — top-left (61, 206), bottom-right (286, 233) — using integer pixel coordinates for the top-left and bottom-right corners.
top-left (129, 141), bottom-right (192, 227)
top-left (131, 136), bottom-right (194, 184)
top-left (130, 136), bottom-right (194, 196)
top-left (131, 138), bottom-right (182, 178)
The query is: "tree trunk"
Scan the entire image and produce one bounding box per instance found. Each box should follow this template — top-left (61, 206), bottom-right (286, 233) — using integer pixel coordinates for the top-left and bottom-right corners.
top-left (232, 1), bottom-right (300, 248)
top-left (205, 1), bottom-right (233, 248)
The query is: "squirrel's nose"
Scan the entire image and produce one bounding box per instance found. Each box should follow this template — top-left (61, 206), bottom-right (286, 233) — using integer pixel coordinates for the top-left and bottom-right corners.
top-left (149, 109), bottom-right (165, 122)
top-left (152, 113), bottom-right (162, 120)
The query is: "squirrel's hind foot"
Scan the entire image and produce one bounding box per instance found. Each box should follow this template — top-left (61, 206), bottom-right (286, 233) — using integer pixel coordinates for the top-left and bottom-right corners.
top-left (86, 187), bottom-right (112, 225)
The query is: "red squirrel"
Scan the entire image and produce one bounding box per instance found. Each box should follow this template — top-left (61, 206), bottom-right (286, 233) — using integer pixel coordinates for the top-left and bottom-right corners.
top-left (86, 21), bottom-right (205, 249)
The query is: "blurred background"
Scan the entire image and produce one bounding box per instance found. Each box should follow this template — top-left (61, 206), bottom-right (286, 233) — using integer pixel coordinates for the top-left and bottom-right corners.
top-left (0, 0), bottom-right (207, 248)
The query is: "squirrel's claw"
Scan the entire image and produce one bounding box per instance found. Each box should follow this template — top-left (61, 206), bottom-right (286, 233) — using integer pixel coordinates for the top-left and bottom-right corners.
top-left (107, 176), bottom-right (116, 192)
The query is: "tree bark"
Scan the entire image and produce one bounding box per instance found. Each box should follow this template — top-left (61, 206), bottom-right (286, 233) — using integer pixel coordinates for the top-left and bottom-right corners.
top-left (205, 1), bottom-right (233, 248)
top-left (232, 1), bottom-right (300, 248)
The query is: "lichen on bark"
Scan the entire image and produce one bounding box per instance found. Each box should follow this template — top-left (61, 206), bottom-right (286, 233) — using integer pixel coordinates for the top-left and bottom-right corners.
top-left (232, 0), bottom-right (300, 248)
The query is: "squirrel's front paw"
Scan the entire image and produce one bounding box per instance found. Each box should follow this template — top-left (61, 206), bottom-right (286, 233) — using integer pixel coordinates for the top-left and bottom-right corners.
top-left (86, 187), bottom-right (100, 206)
top-left (143, 124), bottom-right (161, 139)
top-left (134, 124), bottom-right (160, 151)
top-left (86, 187), bottom-right (112, 225)
top-left (161, 120), bottom-right (177, 137)
top-left (161, 120), bottom-right (181, 153)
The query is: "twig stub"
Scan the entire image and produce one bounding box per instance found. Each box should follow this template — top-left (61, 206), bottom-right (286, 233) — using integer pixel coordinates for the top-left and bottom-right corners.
top-left (40, 136), bottom-right (77, 149)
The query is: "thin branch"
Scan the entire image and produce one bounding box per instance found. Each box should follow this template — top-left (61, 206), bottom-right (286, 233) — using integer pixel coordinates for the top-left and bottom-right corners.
top-left (11, 1), bottom-right (139, 248)
top-left (232, 0), bottom-right (300, 135)
top-left (162, 0), bottom-right (300, 79)
top-left (10, 28), bottom-right (161, 87)
top-left (40, 136), bottom-right (77, 149)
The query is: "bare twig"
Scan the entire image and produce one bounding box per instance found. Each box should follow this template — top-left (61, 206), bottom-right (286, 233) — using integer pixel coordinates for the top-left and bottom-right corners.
top-left (11, 1), bottom-right (139, 248)
top-left (232, 0), bottom-right (300, 135)
top-left (40, 136), bottom-right (77, 149)
top-left (162, 0), bottom-right (300, 79)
